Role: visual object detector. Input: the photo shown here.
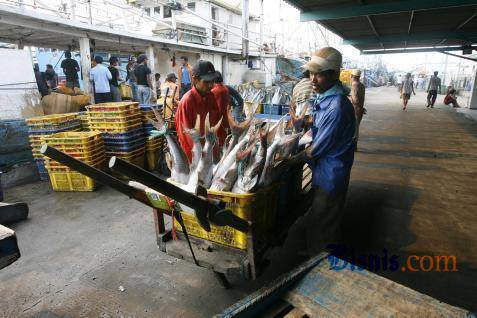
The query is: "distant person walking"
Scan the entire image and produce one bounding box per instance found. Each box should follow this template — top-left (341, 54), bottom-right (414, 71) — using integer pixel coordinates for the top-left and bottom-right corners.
top-left (178, 56), bottom-right (193, 99)
top-left (61, 51), bottom-right (80, 89)
top-left (155, 73), bottom-right (162, 98)
top-left (134, 54), bottom-right (153, 104)
top-left (108, 56), bottom-right (123, 102)
top-left (90, 56), bottom-right (112, 103)
top-left (349, 69), bottom-right (366, 151)
top-left (400, 73), bottom-right (415, 111)
top-left (427, 71), bottom-right (441, 108)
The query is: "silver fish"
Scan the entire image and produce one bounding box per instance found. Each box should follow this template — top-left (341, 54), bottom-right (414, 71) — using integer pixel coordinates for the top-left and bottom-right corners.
top-left (233, 125), bottom-right (268, 193)
top-left (197, 114), bottom-right (222, 189)
top-left (299, 129), bottom-right (312, 146)
top-left (185, 114), bottom-right (202, 190)
top-left (258, 118), bottom-right (286, 187)
top-left (150, 107), bottom-right (190, 184)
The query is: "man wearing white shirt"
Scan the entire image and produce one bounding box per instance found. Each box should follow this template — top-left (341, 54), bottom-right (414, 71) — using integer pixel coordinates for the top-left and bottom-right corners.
top-left (90, 55), bottom-right (113, 103)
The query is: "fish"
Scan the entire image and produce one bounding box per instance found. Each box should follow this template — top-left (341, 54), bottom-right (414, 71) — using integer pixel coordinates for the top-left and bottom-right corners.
top-left (184, 114), bottom-right (202, 190)
top-left (211, 131), bottom-right (251, 190)
top-left (233, 124), bottom-right (268, 193)
top-left (214, 107), bottom-right (254, 176)
top-left (149, 107), bottom-right (190, 184)
top-left (298, 129), bottom-right (312, 146)
top-left (289, 104), bottom-right (308, 133)
top-left (258, 119), bottom-right (286, 187)
top-left (197, 114), bottom-right (222, 189)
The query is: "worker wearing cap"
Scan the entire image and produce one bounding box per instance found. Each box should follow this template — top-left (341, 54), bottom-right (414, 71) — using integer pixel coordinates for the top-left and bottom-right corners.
top-left (211, 71), bottom-right (230, 131)
top-left (175, 60), bottom-right (225, 162)
top-left (302, 47), bottom-right (356, 256)
top-left (350, 69), bottom-right (366, 151)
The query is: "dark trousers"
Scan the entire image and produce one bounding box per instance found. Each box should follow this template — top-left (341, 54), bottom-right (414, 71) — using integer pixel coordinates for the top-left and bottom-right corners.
top-left (95, 92), bottom-right (113, 103)
top-left (306, 188), bottom-right (347, 256)
top-left (179, 83), bottom-right (191, 99)
top-left (427, 90), bottom-right (437, 106)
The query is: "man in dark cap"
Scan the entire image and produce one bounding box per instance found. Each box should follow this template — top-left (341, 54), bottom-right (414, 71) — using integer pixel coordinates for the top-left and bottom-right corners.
top-left (134, 54), bottom-right (152, 104)
top-left (174, 60), bottom-right (225, 162)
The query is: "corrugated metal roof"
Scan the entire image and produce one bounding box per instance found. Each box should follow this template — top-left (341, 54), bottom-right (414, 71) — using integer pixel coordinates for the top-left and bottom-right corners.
top-left (285, 0), bottom-right (477, 54)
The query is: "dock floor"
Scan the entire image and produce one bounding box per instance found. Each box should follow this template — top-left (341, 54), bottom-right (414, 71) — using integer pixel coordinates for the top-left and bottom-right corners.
top-left (0, 86), bottom-right (476, 317)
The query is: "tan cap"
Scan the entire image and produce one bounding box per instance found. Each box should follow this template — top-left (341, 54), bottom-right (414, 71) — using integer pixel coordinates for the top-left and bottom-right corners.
top-left (351, 69), bottom-right (361, 77)
top-left (303, 47), bottom-right (342, 73)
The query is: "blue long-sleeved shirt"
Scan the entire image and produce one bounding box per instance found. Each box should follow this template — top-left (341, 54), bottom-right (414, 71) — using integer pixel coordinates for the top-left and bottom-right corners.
top-left (309, 86), bottom-right (356, 194)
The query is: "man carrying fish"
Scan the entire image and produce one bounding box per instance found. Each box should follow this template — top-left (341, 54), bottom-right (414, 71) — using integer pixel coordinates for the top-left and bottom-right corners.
top-left (301, 47), bottom-right (356, 256)
top-left (174, 60), bottom-right (226, 162)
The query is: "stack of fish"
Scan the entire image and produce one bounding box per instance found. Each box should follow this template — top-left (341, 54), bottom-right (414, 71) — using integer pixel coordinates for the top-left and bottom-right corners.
top-left (26, 114), bottom-right (81, 180)
top-left (148, 105), bottom-right (311, 194)
top-left (86, 102), bottom-right (146, 167)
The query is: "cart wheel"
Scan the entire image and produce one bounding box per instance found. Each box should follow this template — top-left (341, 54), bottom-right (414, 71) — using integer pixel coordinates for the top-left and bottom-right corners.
top-left (213, 271), bottom-right (231, 289)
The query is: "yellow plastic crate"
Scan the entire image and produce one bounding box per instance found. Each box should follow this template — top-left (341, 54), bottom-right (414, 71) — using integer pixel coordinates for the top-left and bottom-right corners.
top-left (87, 109), bottom-right (139, 118)
top-left (48, 171), bottom-right (97, 192)
top-left (45, 151), bottom-right (105, 169)
top-left (86, 102), bottom-right (139, 112)
top-left (172, 183), bottom-right (279, 250)
top-left (40, 131), bottom-right (103, 145)
top-left (87, 114), bottom-right (141, 123)
top-left (46, 158), bottom-right (105, 172)
top-left (26, 113), bottom-right (78, 125)
top-left (145, 148), bottom-right (160, 171)
top-left (88, 121), bottom-right (142, 132)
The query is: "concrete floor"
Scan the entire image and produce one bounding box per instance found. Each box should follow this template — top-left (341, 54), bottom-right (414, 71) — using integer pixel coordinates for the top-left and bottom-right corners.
top-left (1, 87), bottom-right (476, 317)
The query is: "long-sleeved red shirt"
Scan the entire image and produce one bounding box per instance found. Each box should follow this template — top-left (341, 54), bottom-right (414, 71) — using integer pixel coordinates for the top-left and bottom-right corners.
top-left (175, 86), bottom-right (226, 162)
top-left (211, 83), bottom-right (230, 131)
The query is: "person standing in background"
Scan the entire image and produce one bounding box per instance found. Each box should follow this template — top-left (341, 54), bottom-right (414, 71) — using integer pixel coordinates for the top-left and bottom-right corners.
top-left (211, 71), bottom-right (230, 132)
top-left (161, 73), bottom-right (180, 103)
top-left (108, 56), bottom-right (123, 102)
top-left (126, 56), bottom-right (138, 101)
top-left (60, 51), bottom-right (80, 89)
top-left (44, 64), bottom-right (58, 90)
top-left (34, 64), bottom-right (49, 97)
top-left (134, 54), bottom-right (152, 104)
top-left (349, 69), bottom-right (366, 151)
top-left (400, 72), bottom-right (415, 111)
top-left (178, 56), bottom-right (193, 99)
top-left (90, 56), bottom-right (112, 103)
top-left (427, 71), bottom-right (441, 108)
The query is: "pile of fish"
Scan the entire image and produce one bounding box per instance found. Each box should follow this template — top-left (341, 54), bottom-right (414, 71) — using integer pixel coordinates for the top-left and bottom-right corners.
top-left (149, 106), bottom-right (311, 194)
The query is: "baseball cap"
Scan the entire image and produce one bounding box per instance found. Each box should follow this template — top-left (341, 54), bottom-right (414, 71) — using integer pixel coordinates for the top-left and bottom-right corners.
top-left (303, 47), bottom-right (342, 73)
top-left (192, 60), bottom-right (218, 81)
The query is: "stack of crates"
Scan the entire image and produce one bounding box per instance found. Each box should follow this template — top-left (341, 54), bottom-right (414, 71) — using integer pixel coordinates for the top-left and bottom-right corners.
top-left (41, 132), bottom-right (105, 191)
top-left (76, 111), bottom-right (89, 130)
top-left (139, 104), bottom-right (164, 171)
top-left (26, 114), bottom-right (81, 181)
top-left (86, 102), bottom-right (146, 169)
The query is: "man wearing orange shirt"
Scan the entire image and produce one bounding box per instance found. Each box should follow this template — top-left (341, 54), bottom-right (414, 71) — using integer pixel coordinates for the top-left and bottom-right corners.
top-left (211, 71), bottom-right (230, 131)
top-left (174, 60), bottom-right (226, 162)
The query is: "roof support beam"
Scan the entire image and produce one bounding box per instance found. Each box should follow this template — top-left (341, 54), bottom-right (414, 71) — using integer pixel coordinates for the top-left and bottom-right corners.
top-left (365, 15), bottom-right (383, 49)
top-left (301, 0), bottom-right (477, 21)
top-left (361, 45), bottom-right (477, 55)
top-left (343, 31), bottom-right (474, 45)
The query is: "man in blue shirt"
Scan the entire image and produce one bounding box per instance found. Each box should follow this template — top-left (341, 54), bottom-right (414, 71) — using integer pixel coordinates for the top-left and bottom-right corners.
top-left (178, 56), bottom-right (192, 99)
top-left (302, 47), bottom-right (356, 256)
top-left (90, 56), bottom-right (112, 103)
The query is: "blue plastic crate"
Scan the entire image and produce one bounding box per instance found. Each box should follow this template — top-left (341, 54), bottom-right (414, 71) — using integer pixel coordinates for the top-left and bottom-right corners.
top-left (262, 104), bottom-right (281, 115)
top-left (139, 104), bottom-right (163, 110)
top-left (104, 138), bottom-right (145, 152)
top-left (101, 127), bottom-right (145, 141)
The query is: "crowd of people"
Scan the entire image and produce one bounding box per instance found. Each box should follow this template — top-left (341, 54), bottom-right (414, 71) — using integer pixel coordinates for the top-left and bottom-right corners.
top-left (398, 71), bottom-right (461, 110)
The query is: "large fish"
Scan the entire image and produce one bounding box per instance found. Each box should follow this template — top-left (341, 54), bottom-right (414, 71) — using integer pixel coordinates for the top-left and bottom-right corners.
top-left (258, 118), bottom-right (286, 187)
top-left (197, 114), bottom-right (222, 189)
top-left (150, 107), bottom-right (190, 184)
top-left (185, 114), bottom-right (202, 190)
top-left (233, 124), bottom-right (268, 193)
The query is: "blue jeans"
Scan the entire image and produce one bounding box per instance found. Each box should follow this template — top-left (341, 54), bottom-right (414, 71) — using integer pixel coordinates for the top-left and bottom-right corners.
top-left (129, 81), bottom-right (138, 101)
top-left (180, 83), bottom-right (191, 99)
top-left (137, 85), bottom-right (151, 104)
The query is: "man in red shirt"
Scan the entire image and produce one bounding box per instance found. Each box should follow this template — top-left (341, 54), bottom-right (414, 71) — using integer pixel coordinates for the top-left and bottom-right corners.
top-left (175, 60), bottom-right (226, 162)
top-left (211, 71), bottom-right (230, 132)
